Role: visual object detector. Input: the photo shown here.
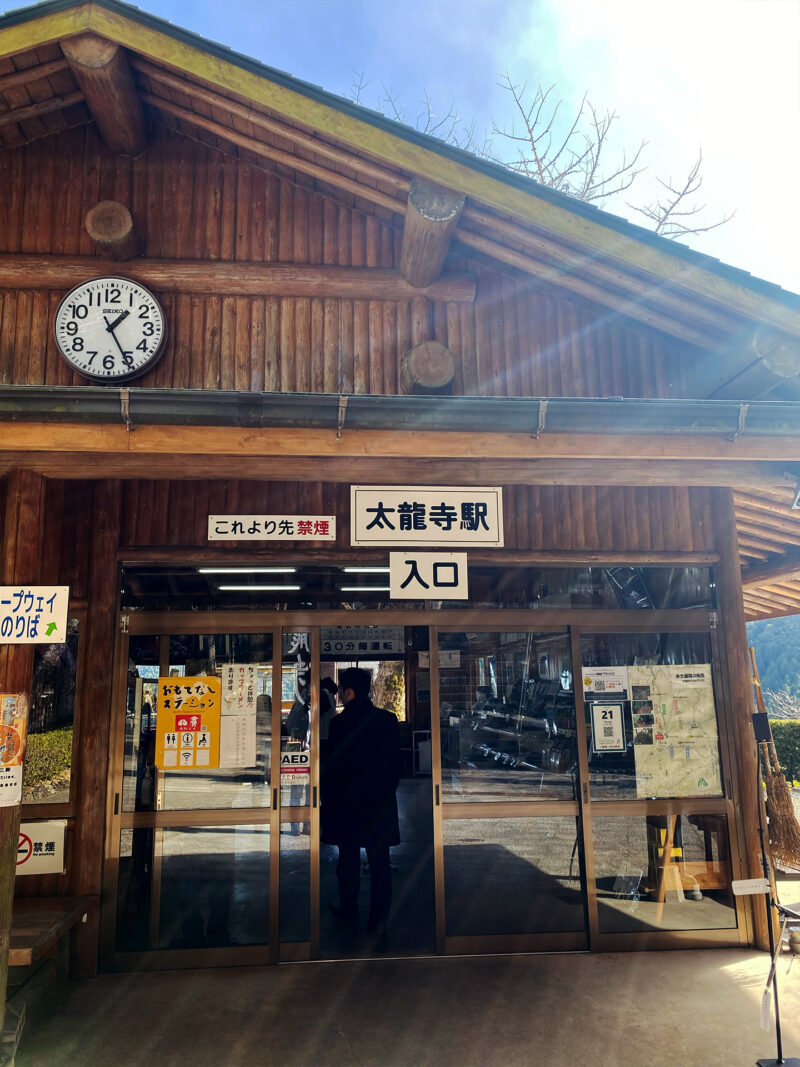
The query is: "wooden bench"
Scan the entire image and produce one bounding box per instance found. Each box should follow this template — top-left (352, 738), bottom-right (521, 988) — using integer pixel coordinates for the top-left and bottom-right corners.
top-left (9, 897), bottom-right (95, 968)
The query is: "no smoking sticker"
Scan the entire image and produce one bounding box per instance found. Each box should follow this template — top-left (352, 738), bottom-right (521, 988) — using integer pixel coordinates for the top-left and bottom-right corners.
top-left (17, 832), bottom-right (32, 865)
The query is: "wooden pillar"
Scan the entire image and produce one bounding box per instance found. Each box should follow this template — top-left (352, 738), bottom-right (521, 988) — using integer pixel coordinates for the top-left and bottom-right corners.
top-left (400, 178), bottom-right (465, 288)
top-left (0, 470), bottom-right (45, 1031)
top-left (711, 487), bottom-right (770, 949)
top-left (61, 35), bottom-right (147, 157)
top-left (70, 480), bottom-right (122, 978)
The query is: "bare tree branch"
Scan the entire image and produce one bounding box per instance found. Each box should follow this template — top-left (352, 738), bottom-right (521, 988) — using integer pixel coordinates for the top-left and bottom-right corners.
top-left (350, 73), bottom-right (732, 242)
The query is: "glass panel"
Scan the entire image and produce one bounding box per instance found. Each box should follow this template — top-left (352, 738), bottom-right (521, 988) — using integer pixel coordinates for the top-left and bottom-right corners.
top-left (581, 632), bottom-right (722, 800)
top-left (159, 825), bottom-right (270, 948)
top-left (123, 633), bottom-right (274, 812)
top-left (592, 814), bottom-right (737, 933)
top-left (280, 822), bottom-right (310, 944)
top-left (115, 827), bottom-right (153, 952)
top-left (114, 825), bottom-right (270, 952)
top-left (122, 564), bottom-right (713, 612)
top-left (281, 631), bottom-right (311, 808)
top-left (439, 631), bottom-right (576, 801)
top-left (443, 816), bottom-right (586, 936)
top-left (22, 617), bottom-right (79, 804)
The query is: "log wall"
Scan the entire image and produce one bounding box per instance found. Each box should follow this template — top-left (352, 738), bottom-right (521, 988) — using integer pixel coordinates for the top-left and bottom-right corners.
top-left (40, 479), bottom-right (718, 575)
top-left (0, 125), bottom-right (694, 398)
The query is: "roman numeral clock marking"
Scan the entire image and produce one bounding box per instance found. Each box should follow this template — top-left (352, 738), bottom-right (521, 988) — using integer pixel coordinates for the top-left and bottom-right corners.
top-left (54, 277), bottom-right (167, 382)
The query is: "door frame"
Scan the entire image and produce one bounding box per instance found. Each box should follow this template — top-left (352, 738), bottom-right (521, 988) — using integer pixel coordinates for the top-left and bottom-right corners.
top-left (101, 604), bottom-right (745, 970)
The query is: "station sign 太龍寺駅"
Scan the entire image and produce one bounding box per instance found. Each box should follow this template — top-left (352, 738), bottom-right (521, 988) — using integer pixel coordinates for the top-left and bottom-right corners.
top-left (350, 487), bottom-right (503, 546)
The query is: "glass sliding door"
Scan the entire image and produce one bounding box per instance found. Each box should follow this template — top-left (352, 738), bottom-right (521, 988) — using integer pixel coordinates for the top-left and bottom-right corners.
top-left (104, 625), bottom-right (297, 967)
top-left (431, 626), bottom-right (589, 953)
top-left (573, 625), bottom-right (747, 949)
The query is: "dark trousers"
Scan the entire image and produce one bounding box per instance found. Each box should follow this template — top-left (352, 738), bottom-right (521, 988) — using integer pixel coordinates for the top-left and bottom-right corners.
top-left (336, 842), bottom-right (391, 924)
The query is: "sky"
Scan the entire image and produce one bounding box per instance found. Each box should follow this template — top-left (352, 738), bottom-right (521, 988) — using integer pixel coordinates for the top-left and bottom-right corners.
top-left (12, 0), bottom-right (800, 292)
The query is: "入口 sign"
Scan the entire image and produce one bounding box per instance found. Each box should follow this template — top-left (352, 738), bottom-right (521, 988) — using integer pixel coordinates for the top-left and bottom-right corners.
top-left (0, 586), bottom-right (69, 644)
top-left (208, 515), bottom-right (336, 540)
top-left (390, 553), bottom-right (469, 600)
top-left (351, 487), bottom-right (503, 546)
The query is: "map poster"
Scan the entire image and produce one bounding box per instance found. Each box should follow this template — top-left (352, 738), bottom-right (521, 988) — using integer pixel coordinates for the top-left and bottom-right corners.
top-left (628, 664), bottom-right (721, 798)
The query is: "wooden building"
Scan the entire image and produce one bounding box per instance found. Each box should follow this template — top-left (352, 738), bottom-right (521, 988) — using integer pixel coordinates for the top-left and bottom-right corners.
top-left (2, 0), bottom-right (800, 1003)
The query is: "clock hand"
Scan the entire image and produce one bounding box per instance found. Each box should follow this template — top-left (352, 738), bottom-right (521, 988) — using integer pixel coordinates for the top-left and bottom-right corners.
top-left (104, 310), bottom-right (130, 334)
top-left (108, 329), bottom-right (127, 357)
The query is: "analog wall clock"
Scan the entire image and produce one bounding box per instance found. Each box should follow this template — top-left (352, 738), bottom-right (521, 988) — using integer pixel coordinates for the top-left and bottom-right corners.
top-left (54, 276), bottom-right (167, 382)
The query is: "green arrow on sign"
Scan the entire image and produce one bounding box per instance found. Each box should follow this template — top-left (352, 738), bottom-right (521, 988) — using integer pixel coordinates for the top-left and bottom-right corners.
top-left (45, 622), bottom-right (58, 636)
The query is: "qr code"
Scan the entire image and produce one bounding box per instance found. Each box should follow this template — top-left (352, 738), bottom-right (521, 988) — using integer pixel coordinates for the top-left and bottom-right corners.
top-left (595, 680), bottom-right (606, 691)
top-left (603, 725), bottom-right (614, 738)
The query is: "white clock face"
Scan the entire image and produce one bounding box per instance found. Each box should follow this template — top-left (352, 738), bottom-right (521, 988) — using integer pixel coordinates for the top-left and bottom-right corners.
top-left (54, 277), bottom-right (166, 382)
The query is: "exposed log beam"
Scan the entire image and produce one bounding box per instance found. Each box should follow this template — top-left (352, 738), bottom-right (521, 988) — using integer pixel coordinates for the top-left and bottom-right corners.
top-left (737, 519), bottom-right (800, 548)
top-left (0, 90), bottom-right (83, 128)
top-left (735, 507), bottom-right (800, 541)
top-left (84, 201), bottom-right (141, 261)
top-left (0, 449), bottom-right (790, 487)
top-left (0, 58), bottom-right (69, 93)
top-left (741, 547), bottom-right (800, 589)
top-left (463, 208), bottom-right (741, 337)
top-left (679, 327), bottom-right (800, 400)
top-left (400, 178), bottom-right (465, 287)
top-left (130, 58), bottom-right (411, 195)
top-left (454, 231), bottom-right (717, 348)
top-left (761, 583), bottom-right (800, 604)
top-left (61, 34), bottom-right (147, 156)
top-left (140, 91), bottom-right (405, 216)
top-left (733, 493), bottom-right (800, 522)
top-left (0, 254), bottom-right (475, 303)
top-left (2, 422), bottom-right (800, 464)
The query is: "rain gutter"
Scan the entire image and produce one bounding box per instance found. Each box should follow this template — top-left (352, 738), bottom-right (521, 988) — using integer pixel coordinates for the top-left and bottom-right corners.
top-left (2, 386), bottom-right (800, 439)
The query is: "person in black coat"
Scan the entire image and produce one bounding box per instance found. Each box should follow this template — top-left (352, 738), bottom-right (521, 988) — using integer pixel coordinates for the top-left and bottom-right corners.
top-left (321, 666), bottom-right (401, 935)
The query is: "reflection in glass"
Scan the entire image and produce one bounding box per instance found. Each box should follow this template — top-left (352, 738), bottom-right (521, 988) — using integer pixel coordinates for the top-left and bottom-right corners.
top-left (114, 825), bottom-right (270, 952)
top-left (581, 632), bottom-right (722, 800)
top-left (122, 633), bottom-right (273, 812)
top-left (281, 631), bottom-right (311, 809)
top-left (443, 817), bottom-right (586, 936)
top-left (592, 815), bottom-right (736, 932)
top-left (280, 822), bottom-right (310, 944)
top-left (22, 618), bottom-right (79, 804)
top-left (439, 632), bottom-right (576, 801)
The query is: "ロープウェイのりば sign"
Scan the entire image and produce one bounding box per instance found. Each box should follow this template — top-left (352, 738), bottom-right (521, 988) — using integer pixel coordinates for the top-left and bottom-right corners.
top-left (350, 487), bottom-right (503, 546)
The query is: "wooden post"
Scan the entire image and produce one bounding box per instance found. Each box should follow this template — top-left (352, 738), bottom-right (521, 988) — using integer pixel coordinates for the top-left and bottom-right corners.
top-left (70, 480), bottom-right (122, 978)
top-left (0, 470), bottom-right (45, 1033)
top-left (84, 201), bottom-right (141, 261)
top-left (61, 34), bottom-right (147, 157)
top-left (400, 178), bottom-right (465, 288)
top-left (711, 487), bottom-right (770, 949)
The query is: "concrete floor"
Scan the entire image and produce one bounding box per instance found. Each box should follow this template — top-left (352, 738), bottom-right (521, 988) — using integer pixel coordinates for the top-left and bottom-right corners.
top-left (13, 947), bottom-right (800, 1067)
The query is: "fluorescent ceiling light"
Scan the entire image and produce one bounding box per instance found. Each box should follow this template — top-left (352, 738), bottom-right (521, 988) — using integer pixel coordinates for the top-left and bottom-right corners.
top-left (343, 567), bottom-right (390, 573)
top-left (218, 584), bottom-right (302, 591)
top-left (198, 567), bottom-right (296, 574)
top-left (340, 586), bottom-right (391, 592)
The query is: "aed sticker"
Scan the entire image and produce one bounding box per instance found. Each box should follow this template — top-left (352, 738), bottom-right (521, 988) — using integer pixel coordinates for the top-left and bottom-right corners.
top-left (280, 749), bottom-right (310, 784)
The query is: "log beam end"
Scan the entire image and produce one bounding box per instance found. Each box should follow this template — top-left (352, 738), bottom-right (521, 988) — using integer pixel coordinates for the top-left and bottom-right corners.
top-left (61, 33), bottom-right (147, 157)
top-left (400, 177), bottom-right (466, 288)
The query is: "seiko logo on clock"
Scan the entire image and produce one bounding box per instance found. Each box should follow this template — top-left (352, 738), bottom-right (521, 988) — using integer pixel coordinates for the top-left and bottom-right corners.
top-left (53, 277), bottom-right (167, 383)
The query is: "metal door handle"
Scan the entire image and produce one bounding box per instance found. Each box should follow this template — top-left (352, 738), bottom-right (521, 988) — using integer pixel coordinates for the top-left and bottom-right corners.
top-left (114, 792), bottom-right (119, 815)
top-left (435, 784), bottom-right (440, 806)
top-left (312, 786), bottom-right (318, 809)
top-left (272, 788), bottom-right (278, 811)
